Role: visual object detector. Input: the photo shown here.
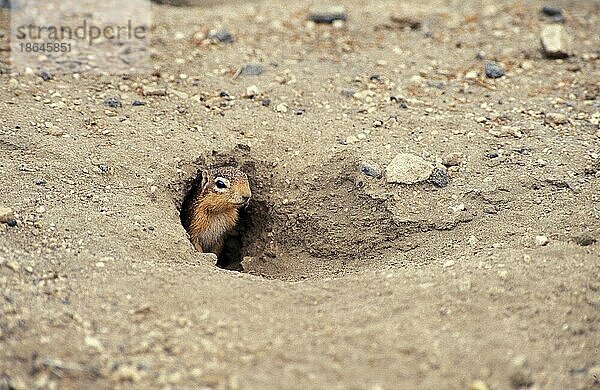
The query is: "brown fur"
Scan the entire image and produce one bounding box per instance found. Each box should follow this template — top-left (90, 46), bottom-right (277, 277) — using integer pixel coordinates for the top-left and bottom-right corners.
top-left (184, 167), bottom-right (251, 256)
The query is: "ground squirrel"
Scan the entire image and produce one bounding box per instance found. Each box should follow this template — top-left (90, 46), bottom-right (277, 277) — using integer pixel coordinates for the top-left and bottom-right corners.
top-left (182, 167), bottom-right (251, 256)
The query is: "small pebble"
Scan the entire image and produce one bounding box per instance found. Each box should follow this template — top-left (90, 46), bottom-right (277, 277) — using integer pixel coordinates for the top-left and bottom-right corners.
top-left (132, 100), bottom-right (146, 106)
top-left (545, 112), bottom-right (568, 125)
top-left (429, 167), bottom-right (449, 188)
top-left (38, 71), bottom-right (52, 81)
top-left (245, 85), bottom-right (259, 97)
top-left (275, 103), bottom-right (288, 113)
top-left (345, 135), bottom-right (359, 144)
top-left (470, 380), bottom-right (488, 390)
top-left (0, 207), bottom-right (15, 223)
top-left (209, 28), bottom-right (234, 43)
top-left (308, 5), bottom-right (347, 24)
top-left (360, 161), bottom-right (382, 178)
top-left (104, 96), bottom-right (122, 108)
top-left (5, 260), bottom-right (20, 272)
top-left (541, 24), bottom-right (569, 59)
top-left (535, 235), bottom-right (549, 246)
top-left (541, 6), bottom-right (565, 23)
top-left (143, 86), bottom-right (167, 96)
top-left (484, 61), bottom-right (504, 78)
top-left (389, 15), bottom-right (422, 30)
top-left (442, 152), bottom-right (463, 167)
top-left (574, 234), bottom-right (596, 246)
top-left (239, 64), bottom-right (263, 76)
top-left (261, 98), bottom-right (271, 107)
top-left (449, 203), bottom-right (465, 212)
top-left (443, 260), bottom-right (455, 268)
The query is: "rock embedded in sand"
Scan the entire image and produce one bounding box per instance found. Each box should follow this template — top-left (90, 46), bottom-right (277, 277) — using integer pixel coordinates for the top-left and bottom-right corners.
top-left (360, 161), bottom-right (382, 178)
top-left (541, 24), bottom-right (569, 59)
top-left (442, 152), bottom-right (463, 167)
top-left (386, 153), bottom-right (434, 184)
top-left (142, 85), bottom-right (167, 96)
top-left (0, 207), bottom-right (15, 223)
top-left (535, 235), bottom-right (550, 246)
top-left (308, 5), bottom-right (347, 24)
top-left (545, 112), bottom-right (568, 125)
top-left (239, 64), bottom-right (264, 76)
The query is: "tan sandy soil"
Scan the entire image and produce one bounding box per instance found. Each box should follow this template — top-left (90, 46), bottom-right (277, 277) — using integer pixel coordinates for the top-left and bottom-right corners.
top-left (1, 0), bottom-right (599, 388)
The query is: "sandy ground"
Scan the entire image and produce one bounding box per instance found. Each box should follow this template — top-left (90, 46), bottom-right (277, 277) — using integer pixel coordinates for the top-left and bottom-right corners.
top-left (1, 0), bottom-right (599, 388)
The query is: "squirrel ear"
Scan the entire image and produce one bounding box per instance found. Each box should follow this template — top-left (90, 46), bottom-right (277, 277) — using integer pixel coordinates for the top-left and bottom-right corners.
top-left (200, 170), bottom-right (210, 190)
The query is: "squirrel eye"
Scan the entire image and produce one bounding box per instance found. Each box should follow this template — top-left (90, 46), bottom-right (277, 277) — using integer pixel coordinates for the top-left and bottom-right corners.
top-left (215, 179), bottom-right (227, 189)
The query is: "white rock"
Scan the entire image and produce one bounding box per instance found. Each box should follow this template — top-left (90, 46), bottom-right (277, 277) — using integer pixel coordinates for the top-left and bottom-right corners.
top-left (275, 103), bottom-right (288, 113)
top-left (245, 85), bottom-right (259, 96)
top-left (345, 135), bottom-right (359, 144)
top-left (541, 24), bottom-right (569, 59)
top-left (386, 153), bottom-right (434, 184)
top-left (443, 260), bottom-right (455, 268)
top-left (535, 235), bottom-right (549, 246)
top-left (84, 335), bottom-right (103, 351)
top-left (545, 112), bottom-right (568, 125)
top-left (449, 203), bottom-right (466, 212)
top-left (142, 85), bottom-right (167, 96)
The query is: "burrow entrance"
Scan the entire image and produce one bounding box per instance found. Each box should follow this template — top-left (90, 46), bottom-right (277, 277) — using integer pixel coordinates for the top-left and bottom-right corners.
top-left (173, 145), bottom-right (471, 280)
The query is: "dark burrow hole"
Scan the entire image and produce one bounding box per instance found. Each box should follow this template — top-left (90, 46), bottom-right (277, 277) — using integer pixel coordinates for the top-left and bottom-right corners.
top-left (176, 145), bottom-right (275, 271)
top-left (174, 146), bottom-right (453, 280)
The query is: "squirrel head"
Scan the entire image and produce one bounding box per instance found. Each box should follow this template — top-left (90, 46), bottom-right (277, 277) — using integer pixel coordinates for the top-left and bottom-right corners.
top-left (198, 167), bottom-right (252, 213)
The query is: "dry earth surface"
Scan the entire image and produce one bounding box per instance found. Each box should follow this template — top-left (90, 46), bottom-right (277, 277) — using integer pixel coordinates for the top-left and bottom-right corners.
top-left (0, 0), bottom-right (599, 388)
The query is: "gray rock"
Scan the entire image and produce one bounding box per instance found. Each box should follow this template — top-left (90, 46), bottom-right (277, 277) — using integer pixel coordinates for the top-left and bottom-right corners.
top-left (429, 167), bottom-right (449, 187)
top-left (104, 96), bottom-right (122, 108)
top-left (209, 28), bottom-right (234, 43)
top-left (386, 153), bottom-right (434, 184)
top-left (541, 24), bottom-right (569, 59)
top-left (360, 161), bottom-right (382, 178)
top-left (239, 64), bottom-right (264, 76)
top-left (541, 6), bottom-right (565, 23)
top-left (309, 5), bottom-right (347, 24)
top-left (38, 71), bottom-right (53, 81)
top-left (574, 234), bottom-right (596, 246)
top-left (484, 61), bottom-right (504, 78)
